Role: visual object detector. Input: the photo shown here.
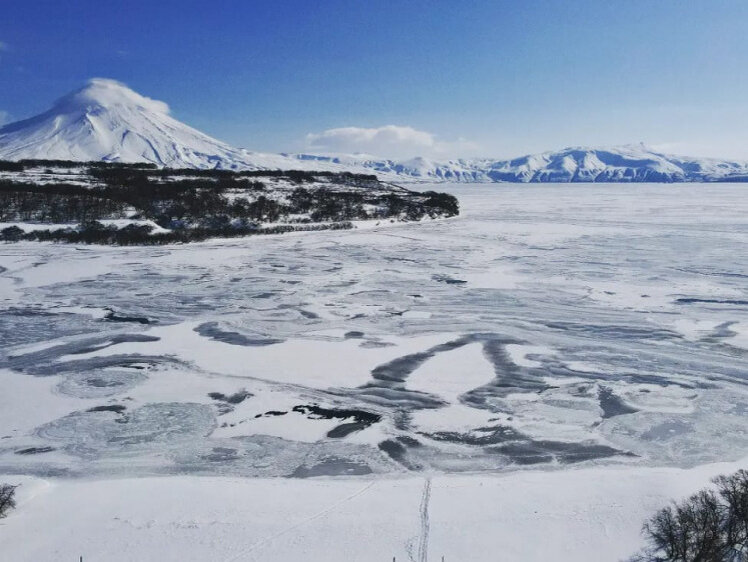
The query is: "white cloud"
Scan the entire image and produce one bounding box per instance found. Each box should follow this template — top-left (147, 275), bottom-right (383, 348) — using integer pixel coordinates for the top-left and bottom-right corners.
top-left (0, 111), bottom-right (9, 127)
top-left (66, 79), bottom-right (171, 115)
top-left (305, 125), bottom-right (478, 159)
top-left (0, 41), bottom-right (7, 51)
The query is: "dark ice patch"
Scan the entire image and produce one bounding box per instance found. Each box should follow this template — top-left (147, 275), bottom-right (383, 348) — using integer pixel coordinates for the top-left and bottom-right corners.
top-left (490, 440), bottom-right (628, 464)
top-left (252, 292), bottom-right (276, 299)
top-left (432, 274), bottom-right (467, 285)
top-left (359, 340), bottom-right (395, 349)
top-left (378, 439), bottom-right (407, 461)
top-left (0, 306), bottom-right (102, 348)
top-left (291, 457), bottom-right (372, 477)
top-left (709, 321), bottom-right (741, 340)
top-left (5, 334), bottom-right (160, 371)
top-left (201, 447), bottom-right (239, 462)
top-left (289, 404), bottom-right (381, 438)
top-left (598, 386), bottom-right (638, 418)
top-left (489, 442), bottom-right (554, 465)
top-left (346, 333), bottom-right (536, 412)
top-left (87, 378), bottom-right (124, 388)
top-left (194, 322), bottom-right (283, 346)
top-left (66, 334), bottom-right (161, 356)
top-left (348, 386), bottom-right (446, 410)
top-left (425, 425), bottom-right (524, 446)
top-left (396, 435), bottom-right (423, 448)
top-left (293, 404), bottom-right (380, 425)
top-left (544, 321), bottom-right (681, 341)
top-left (370, 337), bottom-right (470, 383)
top-left (15, 446), bottom-right (56, 455)
top-left (104, 310), bottom-right (154, 325)
top-left (208, 390), bottom-right (253, 405)
top-left (87, 405), bottom-right (127, 414)
top-left (675, 298), bottom-right (748, 306)
top-left (327, 422), bottom-right (370, 438)
top-left (28, 354), bottom-right (171, 377)
top-left (254, 410), bottom-right (287, 418)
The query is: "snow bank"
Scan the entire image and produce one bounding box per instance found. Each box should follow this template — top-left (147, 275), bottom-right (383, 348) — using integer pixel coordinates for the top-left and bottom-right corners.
top-left (2, 457), bottom-right (747, 561)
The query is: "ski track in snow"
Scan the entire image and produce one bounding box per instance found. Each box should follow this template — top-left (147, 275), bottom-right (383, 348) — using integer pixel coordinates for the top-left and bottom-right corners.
top-left (417, 478), bottom-right (432, 562)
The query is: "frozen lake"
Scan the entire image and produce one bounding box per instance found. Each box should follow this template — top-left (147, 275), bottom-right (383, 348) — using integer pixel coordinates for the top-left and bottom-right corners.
top-left (1, 183), bottom-right (747, 478)
top-left (1, 182), bottom-right (748, 560)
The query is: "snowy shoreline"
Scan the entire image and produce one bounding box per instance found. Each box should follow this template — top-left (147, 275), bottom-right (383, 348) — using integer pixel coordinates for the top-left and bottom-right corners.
top-left (3, 456), bottom-right (748, 561)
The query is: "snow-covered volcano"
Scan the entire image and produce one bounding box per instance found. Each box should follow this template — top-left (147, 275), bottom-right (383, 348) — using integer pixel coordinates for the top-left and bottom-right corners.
top-left (0, 78), bottom-right (294, 169)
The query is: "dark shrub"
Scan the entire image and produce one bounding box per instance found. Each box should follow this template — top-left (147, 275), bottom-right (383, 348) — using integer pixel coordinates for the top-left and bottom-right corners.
top-left (0, 483), bottom-right (17, 518)
top-left (422, 191), bottom-right (459, 217)
top-left (0, 161), bottom-right (24, 172)
top-left (1, 225), bottom-right (25, 242)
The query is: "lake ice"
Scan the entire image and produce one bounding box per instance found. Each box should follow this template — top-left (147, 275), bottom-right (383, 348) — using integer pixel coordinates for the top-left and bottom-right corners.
top-left (1, 183), bottom-right (747, 560)
top-left (1, 183), bottom-right (747, 477)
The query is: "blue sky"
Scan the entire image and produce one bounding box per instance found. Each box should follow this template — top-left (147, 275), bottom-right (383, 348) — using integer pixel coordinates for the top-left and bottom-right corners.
top-left (2, 0), bottom-right (748, 159)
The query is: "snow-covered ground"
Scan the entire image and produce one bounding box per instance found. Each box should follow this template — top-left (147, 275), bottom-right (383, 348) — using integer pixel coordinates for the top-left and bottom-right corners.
top-left (2, 456), bottom-right (748, 562)
top-left (1, 183), bottom-right (747, 560)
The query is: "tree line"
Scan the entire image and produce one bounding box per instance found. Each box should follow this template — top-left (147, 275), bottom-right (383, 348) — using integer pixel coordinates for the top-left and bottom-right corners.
top-left (0, 161), bottom-right (459, 244)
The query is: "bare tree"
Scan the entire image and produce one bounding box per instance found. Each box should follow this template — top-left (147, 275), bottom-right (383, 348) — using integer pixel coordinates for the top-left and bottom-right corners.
top-left (713, 469), bottom-right (748, 557)
top-left (643, 490), bottom-right (726, 561)
top-left (638, 469), bottom-right (748, 561)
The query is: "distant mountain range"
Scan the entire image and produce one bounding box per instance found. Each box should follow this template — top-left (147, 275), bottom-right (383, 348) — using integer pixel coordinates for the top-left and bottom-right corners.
top-left (288, 148), bottom-right (748, 183)
top-left (2, 78), bottom-right (748, 183)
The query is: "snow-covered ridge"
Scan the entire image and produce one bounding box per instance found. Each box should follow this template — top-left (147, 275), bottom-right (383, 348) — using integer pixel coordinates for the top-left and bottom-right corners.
top-left (313, 145), bottom-right (748, 183)
top-left (3, 79), bottom-right (748, 182)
